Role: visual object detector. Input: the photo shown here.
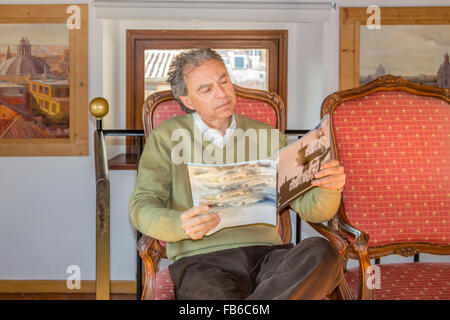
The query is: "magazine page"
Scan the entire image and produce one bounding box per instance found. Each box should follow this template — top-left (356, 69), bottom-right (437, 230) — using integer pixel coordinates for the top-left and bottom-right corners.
top-left (187, 160), bottom-right (277, 236)
top-left (276, 114), bottom-right (332, 211)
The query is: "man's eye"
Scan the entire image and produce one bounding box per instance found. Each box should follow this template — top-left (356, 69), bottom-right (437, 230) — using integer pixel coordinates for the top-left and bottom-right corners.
top-left (202, 88), bottom-right (210, 94)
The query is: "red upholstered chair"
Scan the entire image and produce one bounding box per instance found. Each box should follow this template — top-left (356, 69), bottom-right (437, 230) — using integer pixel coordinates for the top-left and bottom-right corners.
top-left (136, 84), bottom-right (351, 300)
top-left (318, 75), bottom-right (450, 300)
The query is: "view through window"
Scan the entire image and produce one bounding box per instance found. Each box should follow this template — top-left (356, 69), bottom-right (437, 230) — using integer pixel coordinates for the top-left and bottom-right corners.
top-left (144, 49), bottom-right (268, 98)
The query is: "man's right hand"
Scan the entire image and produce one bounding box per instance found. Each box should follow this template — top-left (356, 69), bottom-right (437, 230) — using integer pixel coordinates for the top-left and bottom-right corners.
top-left (180, 205), bottom-right (220, 240)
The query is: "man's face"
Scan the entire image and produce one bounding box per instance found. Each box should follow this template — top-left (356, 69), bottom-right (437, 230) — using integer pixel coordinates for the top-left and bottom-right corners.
top-left (179, 59), bottom-right (236, 123)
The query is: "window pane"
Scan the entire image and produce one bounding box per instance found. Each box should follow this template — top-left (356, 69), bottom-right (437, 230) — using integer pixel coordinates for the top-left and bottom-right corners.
top-left (144, 49), bottom-right (268, 98)
top-left (217, 49), bottom-right (268, 91)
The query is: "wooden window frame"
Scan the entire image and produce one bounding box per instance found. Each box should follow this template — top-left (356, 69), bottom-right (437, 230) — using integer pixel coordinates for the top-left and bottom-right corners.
top-left (126, 30), bottom-right (288, 153)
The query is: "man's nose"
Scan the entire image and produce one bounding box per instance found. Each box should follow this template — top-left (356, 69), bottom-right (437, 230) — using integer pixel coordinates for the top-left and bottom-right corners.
top-left (214, 83), bottom-right (227, 98)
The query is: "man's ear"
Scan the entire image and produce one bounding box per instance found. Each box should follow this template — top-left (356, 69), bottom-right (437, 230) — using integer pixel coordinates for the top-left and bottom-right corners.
top-left (179, 95), bottom-right (196, 112)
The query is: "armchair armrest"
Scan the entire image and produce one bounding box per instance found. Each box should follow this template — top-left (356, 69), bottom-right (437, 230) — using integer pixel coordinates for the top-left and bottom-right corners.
top-left (137, 234), bottom-right (167, 300)
top-left (307, 221), bottom-right (354, 300)
top-left (321, 214), bottom-right (375, 300)
top-left (279, 208), bottom-right (292, 244)
top-left (338, 221), bottom-right (373, 299)
top-left (308, 222), bottom-right (350, 257)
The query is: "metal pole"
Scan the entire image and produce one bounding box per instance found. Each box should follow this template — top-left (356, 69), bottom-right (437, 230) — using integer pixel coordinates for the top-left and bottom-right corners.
top-left (96, 119), bottom-right (102, 131)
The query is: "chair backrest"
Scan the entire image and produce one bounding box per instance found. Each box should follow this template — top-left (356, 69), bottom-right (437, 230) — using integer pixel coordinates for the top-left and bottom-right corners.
top-left (142, 83), bottom-right (291, 244)
top-left (321, 75), bottom-right (450, 255)
top-left (143, 84), bottom-right (284, 133)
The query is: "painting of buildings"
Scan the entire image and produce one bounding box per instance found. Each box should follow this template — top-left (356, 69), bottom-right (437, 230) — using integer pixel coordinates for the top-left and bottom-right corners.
top-left (0, 24), bottom-right (69, 139)
top-left (360, 25), bottom-right (450, 88)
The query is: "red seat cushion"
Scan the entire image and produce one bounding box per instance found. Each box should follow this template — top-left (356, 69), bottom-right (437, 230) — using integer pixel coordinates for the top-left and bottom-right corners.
top-left (345, 262), bottom-right (450, 300)
top-left (154, 267), bottom-right (175, 300)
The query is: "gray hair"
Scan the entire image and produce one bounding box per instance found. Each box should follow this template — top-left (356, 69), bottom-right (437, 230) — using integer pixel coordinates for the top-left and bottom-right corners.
top-left (167, 47), bottom-right (225, 113)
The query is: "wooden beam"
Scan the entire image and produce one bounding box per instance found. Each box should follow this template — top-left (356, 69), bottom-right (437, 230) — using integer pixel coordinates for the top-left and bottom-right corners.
top-left (0, 280), bottom-right (135, 294)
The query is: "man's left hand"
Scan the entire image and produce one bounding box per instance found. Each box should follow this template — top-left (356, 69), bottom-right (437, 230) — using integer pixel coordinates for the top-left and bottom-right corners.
top-left (311, 159), bottom-right (346, 190)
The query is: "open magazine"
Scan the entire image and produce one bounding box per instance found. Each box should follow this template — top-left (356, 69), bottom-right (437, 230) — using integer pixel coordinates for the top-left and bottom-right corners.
top-left (187, 114), bottom-right (332, 235)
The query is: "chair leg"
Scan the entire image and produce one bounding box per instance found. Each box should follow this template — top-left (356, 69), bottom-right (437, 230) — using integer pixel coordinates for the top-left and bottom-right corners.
top-left (336, 277), bottom-right (354, 300)
top-left (326, 277), bottom-right (354, 300)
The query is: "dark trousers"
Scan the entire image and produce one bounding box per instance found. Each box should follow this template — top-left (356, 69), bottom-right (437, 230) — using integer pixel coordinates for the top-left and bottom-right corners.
top-left (168, 237), bottom-right (343, 300)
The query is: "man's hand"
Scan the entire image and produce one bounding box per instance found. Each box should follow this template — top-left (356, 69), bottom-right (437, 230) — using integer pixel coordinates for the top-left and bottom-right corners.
top-left (311, 159), bottom-right (346, 190)
top-left (180, 205), bottom-right (221, 240)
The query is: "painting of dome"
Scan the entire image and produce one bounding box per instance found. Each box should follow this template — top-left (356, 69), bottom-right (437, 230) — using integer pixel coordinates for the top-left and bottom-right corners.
top-left (359, 25), bottom-right (450, 88)
top-left (0, 34), bottom-right (69, 141)
top-left (0, 37), bottom-right (50, 75)
top-left (437, 52), bottom-right (450, 88)
top-left (375, 64), bottom-right (386, 77)
top-left (0, 5), bottom-right (88, 156)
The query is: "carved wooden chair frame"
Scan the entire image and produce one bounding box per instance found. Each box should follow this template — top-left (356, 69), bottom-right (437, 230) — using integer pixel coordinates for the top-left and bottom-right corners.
top-left (137, 84), bottom-right (353, 300)
top-left (317, 75), bottom-right (450, 299)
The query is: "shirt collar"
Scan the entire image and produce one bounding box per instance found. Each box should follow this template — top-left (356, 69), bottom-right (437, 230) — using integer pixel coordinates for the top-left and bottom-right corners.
top-left (192, 112), bottom-right (236, 136)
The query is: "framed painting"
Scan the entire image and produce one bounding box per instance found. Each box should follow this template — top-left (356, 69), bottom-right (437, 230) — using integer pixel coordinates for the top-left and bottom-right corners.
top-left (340, 7), bottom-right (450, 91)
top-left (0, 4), bottom-right (88, 156)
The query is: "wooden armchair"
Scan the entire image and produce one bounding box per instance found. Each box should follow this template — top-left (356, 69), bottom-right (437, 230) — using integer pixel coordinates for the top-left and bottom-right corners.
top-left (318, 75), bottom-right (450, 300)
top-left (136, 84), bottom-right (352, 300)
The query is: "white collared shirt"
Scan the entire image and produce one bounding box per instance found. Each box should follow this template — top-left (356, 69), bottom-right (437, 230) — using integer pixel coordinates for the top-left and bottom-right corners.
top-left (192, 112), bottom-right (236, 148)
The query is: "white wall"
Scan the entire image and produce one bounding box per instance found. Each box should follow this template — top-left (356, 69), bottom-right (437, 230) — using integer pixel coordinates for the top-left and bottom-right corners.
top-left (0, 0), bottom-right (449, 283)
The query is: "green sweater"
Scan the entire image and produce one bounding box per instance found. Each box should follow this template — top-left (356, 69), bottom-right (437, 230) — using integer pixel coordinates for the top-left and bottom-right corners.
top-left (129, 113), bottom-right (341, 261)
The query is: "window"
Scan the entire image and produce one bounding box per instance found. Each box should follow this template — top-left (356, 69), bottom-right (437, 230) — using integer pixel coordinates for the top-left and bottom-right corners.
top-left (126, 30), bottom-right (288, 153)
top-left (143, 48), bottom-right (268, 98)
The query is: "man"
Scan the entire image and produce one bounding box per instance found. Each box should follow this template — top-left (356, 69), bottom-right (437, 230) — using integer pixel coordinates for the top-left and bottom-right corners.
top-left (129, 48), bottom-right (346, 300)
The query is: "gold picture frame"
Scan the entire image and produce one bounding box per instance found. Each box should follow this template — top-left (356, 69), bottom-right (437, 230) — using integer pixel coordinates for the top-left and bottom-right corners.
top-left (339, 6), bottom-right (450, 90)
top-left (0, 4), bottom-right (88, 156)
